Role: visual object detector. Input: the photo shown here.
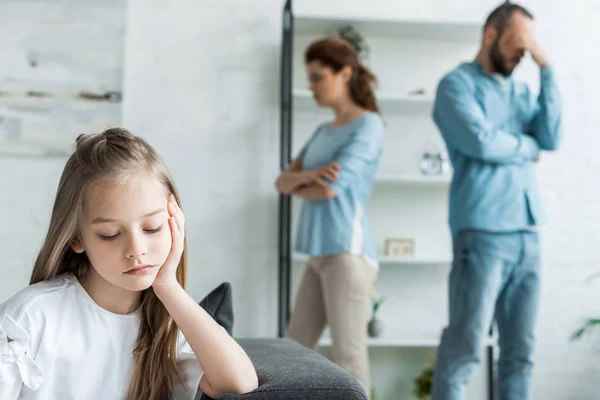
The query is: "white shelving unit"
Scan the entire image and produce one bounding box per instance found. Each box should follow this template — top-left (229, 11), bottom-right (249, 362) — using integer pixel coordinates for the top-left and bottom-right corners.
top-left (293, 88), bottom-right (434, 113)
top-left (374, 173), bottom-right (451, 187)
top-left (281, 4), bottom-right (489, 399)
top-left (318, 335), bottom-right (497, 348)
top-left (294, 15), bottom-right (481, 41)
top-left (292, 252), bottom-right (451, 266)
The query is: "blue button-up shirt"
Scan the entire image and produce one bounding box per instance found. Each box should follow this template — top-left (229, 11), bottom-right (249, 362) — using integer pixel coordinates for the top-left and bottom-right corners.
top-left (433, 62), bottom-right (562, 235)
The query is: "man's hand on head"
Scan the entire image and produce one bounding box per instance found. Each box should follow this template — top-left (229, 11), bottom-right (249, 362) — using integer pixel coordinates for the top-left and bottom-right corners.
top-left (527, 40), bottom-right (550, 69)
top-left (510, 34), bottom-right (550, 69)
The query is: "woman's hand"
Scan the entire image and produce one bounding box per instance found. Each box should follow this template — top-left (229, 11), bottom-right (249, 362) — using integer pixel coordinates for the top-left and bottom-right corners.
top-left (153, 194), bottom-right (185, 290)
top-left (311, 162), bottom-right (340, 186)
top-left (297, 162), bottom-right (339, 188)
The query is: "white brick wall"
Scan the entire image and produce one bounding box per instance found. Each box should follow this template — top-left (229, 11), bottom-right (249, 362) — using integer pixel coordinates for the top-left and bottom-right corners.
top-left (1, 0), bottom-right (599, 398)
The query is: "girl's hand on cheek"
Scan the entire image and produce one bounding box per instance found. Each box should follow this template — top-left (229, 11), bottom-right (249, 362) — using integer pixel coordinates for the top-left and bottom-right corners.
top-left (153, 194), bottom-right (185, 291)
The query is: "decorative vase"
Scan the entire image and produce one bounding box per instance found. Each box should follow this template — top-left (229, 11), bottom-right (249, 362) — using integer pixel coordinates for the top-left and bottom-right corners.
top-left (367, 317), bottom-right (383, 337)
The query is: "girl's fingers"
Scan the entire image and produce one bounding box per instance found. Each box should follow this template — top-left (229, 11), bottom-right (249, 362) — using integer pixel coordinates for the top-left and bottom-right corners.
top-left (174, 206), bottom-right (185, 232)
top-left (169, 217), bottom-right (179, 239)
top-left (168, 202), bottom-right (184, 247)
top-left (169, 195), bottom-right (185, 225)
top-left (169, 217), bottom-right (184, 255)
top-left (168, 201), bottom-right (183, 230)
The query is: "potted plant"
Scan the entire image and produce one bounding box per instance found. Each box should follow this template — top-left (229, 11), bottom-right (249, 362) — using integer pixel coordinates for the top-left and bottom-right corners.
top-left (571, 272), bottom-right (600, 341)
top-left (413, 363), bottom-right (434, 400)
top-left (367, 296), bottom-right (385, 337)
top-left (334, 25), bottom-right (371, 63)
top-left (370, 386), bottom-right (380, 400)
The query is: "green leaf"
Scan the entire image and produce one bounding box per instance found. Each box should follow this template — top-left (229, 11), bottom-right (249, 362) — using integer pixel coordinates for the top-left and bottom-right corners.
top-left (372, 296), bottom-right (385, 313)
top-left (571, 318), bottom-right (600, 341)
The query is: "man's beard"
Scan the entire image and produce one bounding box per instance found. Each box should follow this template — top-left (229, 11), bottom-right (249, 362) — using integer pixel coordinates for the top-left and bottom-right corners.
top-left (489, 38), bottom-right (513, 77)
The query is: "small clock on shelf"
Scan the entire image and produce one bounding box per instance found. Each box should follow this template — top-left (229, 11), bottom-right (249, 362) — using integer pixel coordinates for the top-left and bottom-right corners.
top-left (420, 152), bottom-right (450, 176)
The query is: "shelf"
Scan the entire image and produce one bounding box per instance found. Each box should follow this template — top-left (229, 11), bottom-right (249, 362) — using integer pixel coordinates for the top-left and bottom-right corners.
top-left (292, 253), bottom-right (451, 266)
top-left (294, 15), bottom-right (481, 42)
top-left (293, 89), bottom-right (433, 112)
top-left (318, 335), bottom-right (496, 348)
top-left (375, 173), bottom-right (451, 187)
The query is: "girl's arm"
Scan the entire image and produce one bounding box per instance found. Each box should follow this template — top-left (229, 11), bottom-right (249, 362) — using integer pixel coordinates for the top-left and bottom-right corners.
top-left (155, 283), bottom-right (258, 396)
top-left (153, 196), bottom-right (258, 397)
top-left (0, 313), bottom-right (44, 399)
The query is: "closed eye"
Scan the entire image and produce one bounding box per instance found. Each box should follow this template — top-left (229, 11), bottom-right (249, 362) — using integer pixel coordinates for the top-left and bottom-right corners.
top-left (100, 233), bottom-right (120, 241)
top-left (144, 226), bottom-right (162, 234)
top-left (99, 226), bottom-right (162, 240)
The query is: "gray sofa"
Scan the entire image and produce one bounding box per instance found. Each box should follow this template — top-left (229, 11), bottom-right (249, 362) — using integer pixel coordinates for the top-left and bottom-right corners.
top-left (196, 282), bottom-right (368, 400)
top-left (199, 338), bottom-right (367, 400)
top-left (196, 283), bottom-right (367, 400)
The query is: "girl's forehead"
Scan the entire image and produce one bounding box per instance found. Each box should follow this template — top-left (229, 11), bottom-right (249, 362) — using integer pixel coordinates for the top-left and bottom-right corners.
top-left (84, 176), bottom-right (168, 218)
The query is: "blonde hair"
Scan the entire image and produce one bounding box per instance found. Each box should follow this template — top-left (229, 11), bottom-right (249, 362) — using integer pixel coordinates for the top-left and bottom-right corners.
top-left (30, 127), bottom-right (187, 400)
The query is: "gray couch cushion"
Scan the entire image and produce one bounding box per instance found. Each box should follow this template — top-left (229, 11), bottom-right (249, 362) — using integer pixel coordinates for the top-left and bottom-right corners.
top-left (199, 282), bottom-right (234, 335)
top-left (201, 338), bottom-right (367, 400)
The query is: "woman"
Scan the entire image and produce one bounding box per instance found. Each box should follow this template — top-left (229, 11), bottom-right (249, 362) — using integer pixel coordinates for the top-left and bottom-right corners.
top-left (275, 37), bottom-right (384, 396)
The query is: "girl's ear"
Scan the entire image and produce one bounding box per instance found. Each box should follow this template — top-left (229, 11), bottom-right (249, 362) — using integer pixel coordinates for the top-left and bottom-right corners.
top-left (71, 238), bottom-right (85, 254)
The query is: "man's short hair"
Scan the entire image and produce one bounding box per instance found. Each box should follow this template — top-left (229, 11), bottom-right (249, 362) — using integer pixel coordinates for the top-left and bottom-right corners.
top-left (484, 1), bottom-right (534, 35)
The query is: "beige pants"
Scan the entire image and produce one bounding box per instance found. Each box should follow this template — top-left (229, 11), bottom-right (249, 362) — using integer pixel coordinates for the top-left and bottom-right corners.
top-left (286, 253), bottom-right (377, 396)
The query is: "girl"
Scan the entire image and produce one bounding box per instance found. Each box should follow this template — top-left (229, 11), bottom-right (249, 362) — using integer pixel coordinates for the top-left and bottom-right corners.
top-left (0, 128), bottom-right (258, 399)
top-left (275, 37), bottom-right (384, 396)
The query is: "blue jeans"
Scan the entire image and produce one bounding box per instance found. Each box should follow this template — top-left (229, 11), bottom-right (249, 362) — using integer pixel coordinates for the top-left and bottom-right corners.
top-left (431, 229), bottom-right (541, 400)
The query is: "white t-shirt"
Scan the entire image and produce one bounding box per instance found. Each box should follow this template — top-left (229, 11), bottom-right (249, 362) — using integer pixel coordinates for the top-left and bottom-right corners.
top-left (0, 273), bottom-right (204, 400)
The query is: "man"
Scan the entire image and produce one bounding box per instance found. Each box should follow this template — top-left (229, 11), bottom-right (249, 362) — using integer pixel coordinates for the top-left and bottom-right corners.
top-left (431, 2), bottom-right (561, 400)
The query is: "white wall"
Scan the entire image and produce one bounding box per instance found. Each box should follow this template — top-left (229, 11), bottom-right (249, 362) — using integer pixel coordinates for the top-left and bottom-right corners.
top-left (122, 0), bottom-right (600, 398)
top-left (0, 0), bottom-right (124, 299)
top-left (2, 0), bottom-right (600, 398)
top-left (122, 0), bottom-right (282, 337)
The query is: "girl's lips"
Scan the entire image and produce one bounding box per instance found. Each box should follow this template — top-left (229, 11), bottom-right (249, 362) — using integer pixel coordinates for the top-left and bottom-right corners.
top-left (124, 265), bottom-right (156, 275)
